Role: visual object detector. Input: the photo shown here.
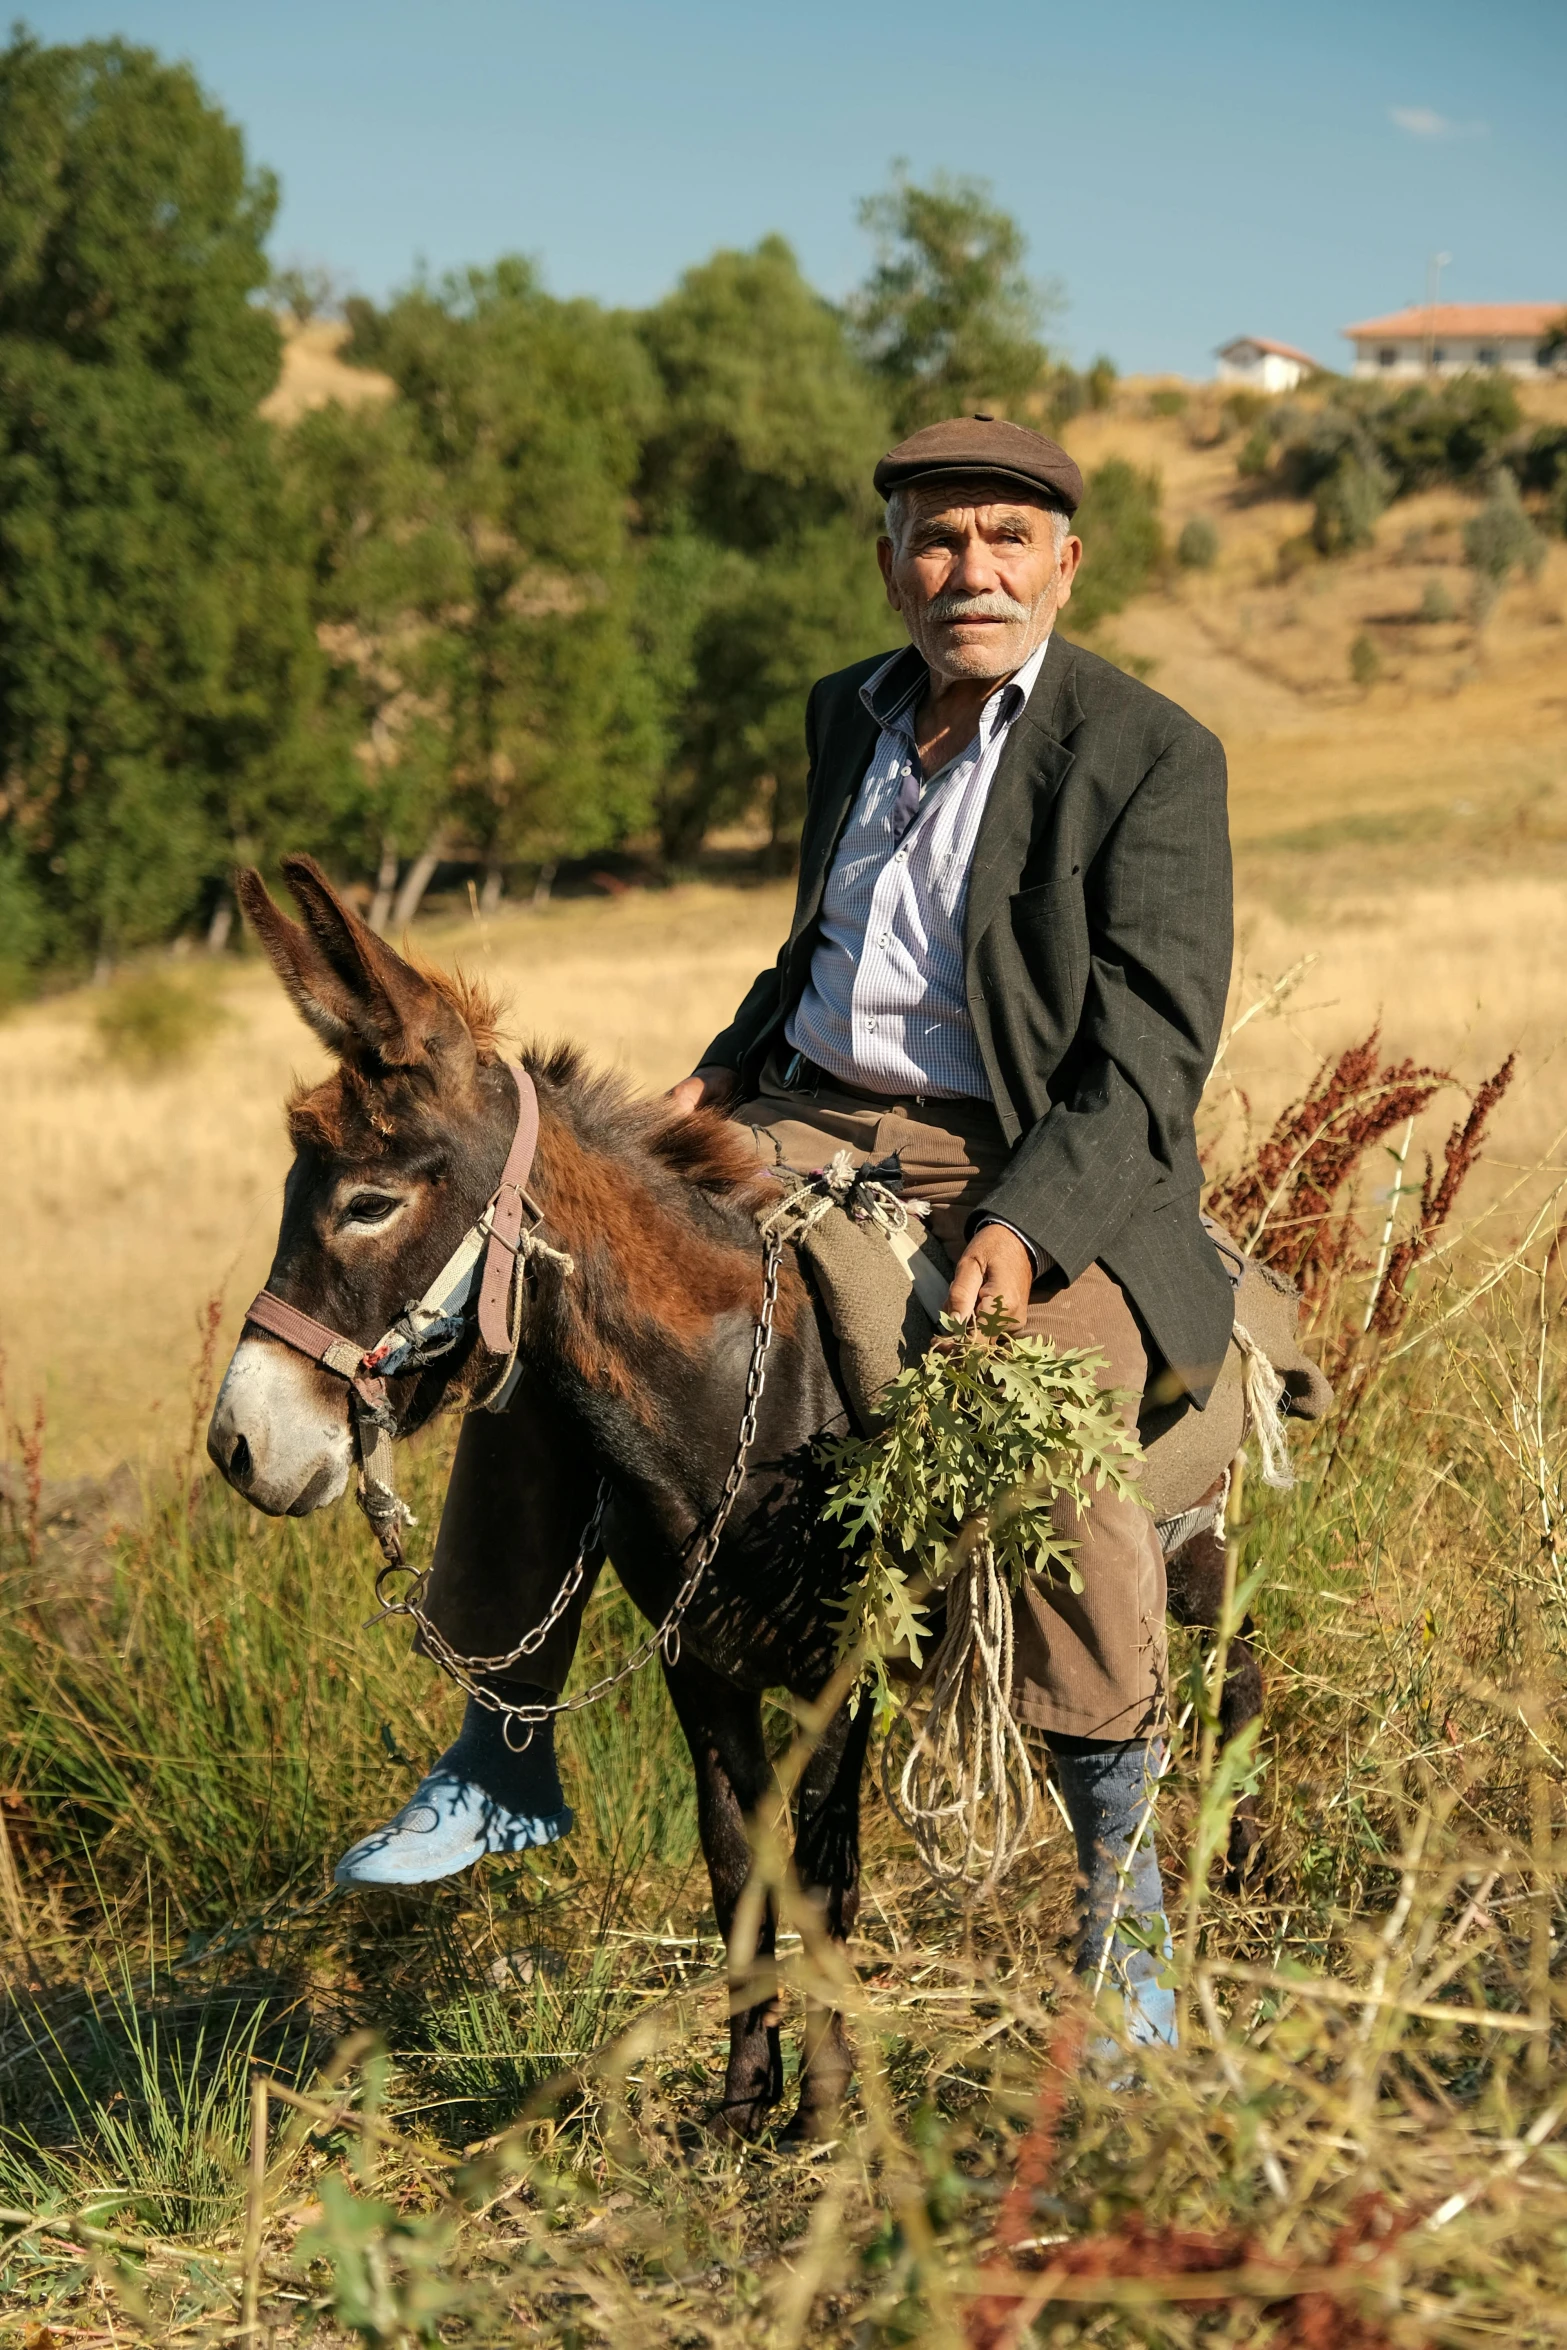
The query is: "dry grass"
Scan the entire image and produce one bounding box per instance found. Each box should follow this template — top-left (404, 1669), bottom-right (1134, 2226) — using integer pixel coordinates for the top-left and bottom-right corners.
top-left (2, 1250), bottom-right (1566, 2345)
top-left (5, 859), bottom-right (1564, 1476)
top-left (259, 318), bottom-right (396, 425)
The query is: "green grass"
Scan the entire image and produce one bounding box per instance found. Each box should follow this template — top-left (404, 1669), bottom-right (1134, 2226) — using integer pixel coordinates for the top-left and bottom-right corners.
top-left (2, 1261), bottom-right (1567, 2343)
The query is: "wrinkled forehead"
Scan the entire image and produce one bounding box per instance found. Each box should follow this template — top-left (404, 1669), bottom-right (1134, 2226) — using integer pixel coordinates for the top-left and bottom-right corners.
top-left (893, 473), bottom-right (1066, 535)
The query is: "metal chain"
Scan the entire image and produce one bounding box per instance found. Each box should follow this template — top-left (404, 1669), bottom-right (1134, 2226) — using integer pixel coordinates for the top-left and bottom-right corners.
top-left (372, 1230), bottom-right (785, 1745)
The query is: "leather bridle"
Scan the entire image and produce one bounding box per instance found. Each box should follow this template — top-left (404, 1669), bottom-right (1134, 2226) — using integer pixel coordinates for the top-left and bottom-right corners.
top-left (240, 1060), bottom-right (554, 1565)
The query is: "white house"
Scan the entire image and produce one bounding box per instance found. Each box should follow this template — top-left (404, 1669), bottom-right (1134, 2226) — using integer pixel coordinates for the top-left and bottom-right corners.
top-left (1214, 336), bottom-right (1318, 393)
top-left (1343, 303), bottom-right (1566, 379)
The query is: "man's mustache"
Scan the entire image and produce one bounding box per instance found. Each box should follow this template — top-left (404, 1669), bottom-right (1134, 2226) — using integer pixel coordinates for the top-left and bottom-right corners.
top-left (924, 588), bottom-right (1034, 624)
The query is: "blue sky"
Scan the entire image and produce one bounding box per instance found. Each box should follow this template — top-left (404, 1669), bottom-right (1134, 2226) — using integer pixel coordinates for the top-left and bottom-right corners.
top-left (29, 0), bottom-right (1567, 376)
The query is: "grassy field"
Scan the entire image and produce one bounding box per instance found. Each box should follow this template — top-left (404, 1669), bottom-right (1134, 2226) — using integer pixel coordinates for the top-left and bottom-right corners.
top-left (2, 380), bottom-right (1567, 2344)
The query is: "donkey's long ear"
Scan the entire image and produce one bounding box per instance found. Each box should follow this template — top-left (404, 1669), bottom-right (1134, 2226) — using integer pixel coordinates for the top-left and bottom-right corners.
top-left (236, 859), bottom-right (475, 1072)
top-left (235, 866), bottom-right (362, 1056)
top-left (279, 855), bottom-right (474, 1070)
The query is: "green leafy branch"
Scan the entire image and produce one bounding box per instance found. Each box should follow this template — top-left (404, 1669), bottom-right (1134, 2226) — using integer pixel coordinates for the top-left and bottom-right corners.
top-left (819, 1307), bottom-right (1146, 1722)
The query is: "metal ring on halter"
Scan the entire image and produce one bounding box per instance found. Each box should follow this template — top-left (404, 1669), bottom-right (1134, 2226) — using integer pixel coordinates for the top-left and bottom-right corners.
top-left (374, 1559), bottom-right (425, 1613)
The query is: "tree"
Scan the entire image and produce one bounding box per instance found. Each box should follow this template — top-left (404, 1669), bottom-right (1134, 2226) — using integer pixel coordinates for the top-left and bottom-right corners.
top-left (339, 262), bottom-right (662, 910)
top-left (1464, 468), bottom-right (1546, 628)
top-left (0, 30), bottom-right (325, 976)
top-left (1063, 460), bottom-right (1165, 632)
top-left (848, 168), bottom-right (1058, 433)
top-left (279, 397), bottom-right (461, 924)
top-left (636, 238), bottom-right (894, 865)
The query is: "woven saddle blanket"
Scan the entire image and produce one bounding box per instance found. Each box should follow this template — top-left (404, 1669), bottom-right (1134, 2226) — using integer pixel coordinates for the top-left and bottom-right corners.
top-left (759, 1154), bottom-right (1333, 1543)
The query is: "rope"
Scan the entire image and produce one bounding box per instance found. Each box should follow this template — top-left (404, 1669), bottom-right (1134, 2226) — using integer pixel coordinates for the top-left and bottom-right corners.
top-left (878, 1310), bottom-right (1294, 1896)
top-left (758, 1149), bottom-right (928, 1248)
top-left (1232, 1317), bottom-right (1295, 1490)
top-left (880, 1527), bottom-right (1040, 1897)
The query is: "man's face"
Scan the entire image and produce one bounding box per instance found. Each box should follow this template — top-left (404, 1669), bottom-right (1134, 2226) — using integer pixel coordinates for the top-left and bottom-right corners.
top-left (876, 479), bottom-right (1083, 685)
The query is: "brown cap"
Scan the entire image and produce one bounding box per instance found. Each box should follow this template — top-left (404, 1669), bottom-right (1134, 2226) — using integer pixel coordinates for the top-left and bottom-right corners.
top-left (872, 413), bottom-right (1084, 515)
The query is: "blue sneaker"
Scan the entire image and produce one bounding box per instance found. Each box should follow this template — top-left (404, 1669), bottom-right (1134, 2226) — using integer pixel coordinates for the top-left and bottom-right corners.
top-left (334, 1696), bottom-right (573, 1887)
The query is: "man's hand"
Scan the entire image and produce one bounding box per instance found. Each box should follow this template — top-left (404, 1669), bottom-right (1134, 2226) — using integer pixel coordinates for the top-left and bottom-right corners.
top-left (945, 1223), bottom-right (1035, 1330)
top-left (666, 1064), bottom-right (740, 1119)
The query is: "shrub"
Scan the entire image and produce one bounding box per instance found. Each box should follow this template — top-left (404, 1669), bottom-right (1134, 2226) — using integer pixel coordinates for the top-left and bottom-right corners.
top-left (1419, 576), bottom-right (1458, 623)
top-left (1244, 376), bottom-right (1523, 556)
top-left (1235, 422), bottom-right (1274, 478)
top-left (1042, 353), bottom-right (1119, 428)
top-left (1368, 373), bottom-right (1521, 491)
top-left (1084, 354), bottom-right (1117, 411)
top-left (1349, 633), bottom-right (1380, 687)
top-left (1511, 424), bottom-right (1567, 535)
top-left (1221, 388), bottom-right (1269, 432)
top-left (1176, 514), bottom-right (1219, 569)
top-left (1312, 452), bottom-right (1391, 553)
top-left (1149, 385), bottom-right (1188, 416)
top-left (93, 970), bottom-right (229, 1071)
top-left (1465, 469), bottom-right (1547, 626)
top-left (1066, 458), bottom-right (1164, 630)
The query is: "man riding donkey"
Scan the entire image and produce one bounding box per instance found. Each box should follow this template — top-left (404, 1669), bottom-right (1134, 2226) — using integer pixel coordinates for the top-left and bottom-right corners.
top-left (336, 415), bottom-right (1235, 2049)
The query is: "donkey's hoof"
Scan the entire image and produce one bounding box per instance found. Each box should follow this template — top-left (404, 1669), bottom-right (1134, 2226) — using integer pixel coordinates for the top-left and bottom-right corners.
top-left (1222, 1798), bottom-right (1268, 1896)
top-left (779, 2100), bottom-right (842, 2146)
top-left (713, 2093), bottom-right (774, 2143)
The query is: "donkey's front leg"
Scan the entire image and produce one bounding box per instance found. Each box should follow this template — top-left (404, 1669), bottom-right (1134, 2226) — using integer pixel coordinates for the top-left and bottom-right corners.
top-left (784, 1694), bottom-right (875, 2142)
top-left (662, 1653), bottom-right (783, 2138)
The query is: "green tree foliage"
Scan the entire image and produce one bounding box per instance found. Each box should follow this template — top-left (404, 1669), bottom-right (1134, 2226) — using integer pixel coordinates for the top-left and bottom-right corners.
top-left (0, 30), bottom-right (326, 972)
top-left (1464, 468), bottom-right (1547, 627)
top-left (1064, 460), bottom-right (1165, 632)
top-left (1243, 376), bottom-right (1524, 556)
top-left (337, 262), bottom-right (661, 889)
top-left (1511, 425), bottom-right (1567, 535)
top-left (1177, 514), bottom-right (1220, 569)
top-left (279, 398), bottom-right (460, 888)
top-left (636, 238), bottom-right (893, 865)
top-left (0, 41), bottom-right (1156, 971)
top-left (1275, 410), bottom-right (1393, 553)
top-left (848, 168), bottom-right (1057, 434)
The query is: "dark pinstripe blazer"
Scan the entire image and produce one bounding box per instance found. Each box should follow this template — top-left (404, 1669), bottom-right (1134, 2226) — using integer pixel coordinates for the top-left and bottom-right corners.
top-left (702, 634), bottom-right (1236, 1404)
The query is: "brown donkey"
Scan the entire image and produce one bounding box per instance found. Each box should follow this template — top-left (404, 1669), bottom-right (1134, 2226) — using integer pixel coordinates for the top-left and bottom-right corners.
top-left (207, 856), bottom-right (1270, 2136)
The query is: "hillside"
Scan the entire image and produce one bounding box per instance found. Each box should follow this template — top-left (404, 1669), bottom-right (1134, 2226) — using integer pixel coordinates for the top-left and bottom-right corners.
top-left (3, 372), bottom-right (1566, 1471)
top-left (258, 316), bottom-right (396, 423)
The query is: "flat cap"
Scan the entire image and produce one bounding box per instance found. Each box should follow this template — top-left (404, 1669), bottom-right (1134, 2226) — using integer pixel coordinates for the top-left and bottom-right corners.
top-left (873, 414), bottom-right (1084, 515)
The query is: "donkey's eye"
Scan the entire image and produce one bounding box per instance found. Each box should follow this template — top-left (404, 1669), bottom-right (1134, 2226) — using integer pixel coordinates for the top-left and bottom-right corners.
top-left (343, 1192), bottom-right (403, 1227)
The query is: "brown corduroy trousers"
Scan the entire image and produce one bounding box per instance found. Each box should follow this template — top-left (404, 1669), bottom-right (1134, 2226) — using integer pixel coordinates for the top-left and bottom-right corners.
top-left (420, 1070), bottom-right (1168, 1743)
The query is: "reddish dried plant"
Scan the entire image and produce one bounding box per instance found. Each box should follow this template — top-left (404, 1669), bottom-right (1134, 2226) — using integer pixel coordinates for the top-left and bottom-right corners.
top-left (184, 1289), bottom-right (228, 1506)
top-left (970, 2130), bottom-right (1419, 2350)
top-left (1367, 1054), bottom-right (1516, 1336)
top-left (1207, 1030), bottom-right (1514, 1350)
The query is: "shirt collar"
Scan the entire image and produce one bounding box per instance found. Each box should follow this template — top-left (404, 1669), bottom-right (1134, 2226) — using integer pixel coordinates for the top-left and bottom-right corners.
top-left (860, 633), bottom-right (1053, 745)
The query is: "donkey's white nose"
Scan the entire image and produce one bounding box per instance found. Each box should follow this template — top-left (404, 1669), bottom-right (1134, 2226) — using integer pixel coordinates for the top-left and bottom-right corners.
top-left (207, 1339), bottom-right (354, 1516)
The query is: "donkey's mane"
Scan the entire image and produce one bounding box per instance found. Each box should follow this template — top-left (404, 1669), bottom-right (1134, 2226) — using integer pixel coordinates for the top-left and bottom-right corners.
top-left (525, 1040), bottom-right (772, 1215)
top-left (284, 1009), bottom-right (771, 1233)
top-left (408, 955), bottom-right (506, 1060)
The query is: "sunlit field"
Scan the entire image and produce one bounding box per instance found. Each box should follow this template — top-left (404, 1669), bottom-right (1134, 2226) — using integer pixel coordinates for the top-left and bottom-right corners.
top-left (3, 386), bottom-right (1567, 2345)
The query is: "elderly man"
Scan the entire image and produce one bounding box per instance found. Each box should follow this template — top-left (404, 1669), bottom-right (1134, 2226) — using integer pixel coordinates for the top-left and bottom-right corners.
top-left (337, 417), bottom-right (1234, 2043)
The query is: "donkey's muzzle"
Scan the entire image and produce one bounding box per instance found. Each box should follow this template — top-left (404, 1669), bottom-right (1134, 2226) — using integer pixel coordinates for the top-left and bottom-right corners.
top-left (207, 1337), bottom-right (355, 1516)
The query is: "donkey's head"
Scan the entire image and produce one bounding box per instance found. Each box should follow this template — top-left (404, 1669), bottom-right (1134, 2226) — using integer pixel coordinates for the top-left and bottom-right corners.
top-left (207, 856), bottom-right (518, 1515)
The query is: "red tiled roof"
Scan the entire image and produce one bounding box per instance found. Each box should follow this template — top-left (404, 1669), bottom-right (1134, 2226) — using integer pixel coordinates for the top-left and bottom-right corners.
top-left (1216, 336), bottom-right (1319, 367)
top-left (1343, 302), bottom-right (1566, 341)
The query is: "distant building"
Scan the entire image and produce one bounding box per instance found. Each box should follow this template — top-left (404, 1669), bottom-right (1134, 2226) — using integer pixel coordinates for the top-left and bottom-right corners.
top-left (1214, 336), bottom-right (1318, 393)
top-left (1342, 303), bottom-right (1566, 379)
